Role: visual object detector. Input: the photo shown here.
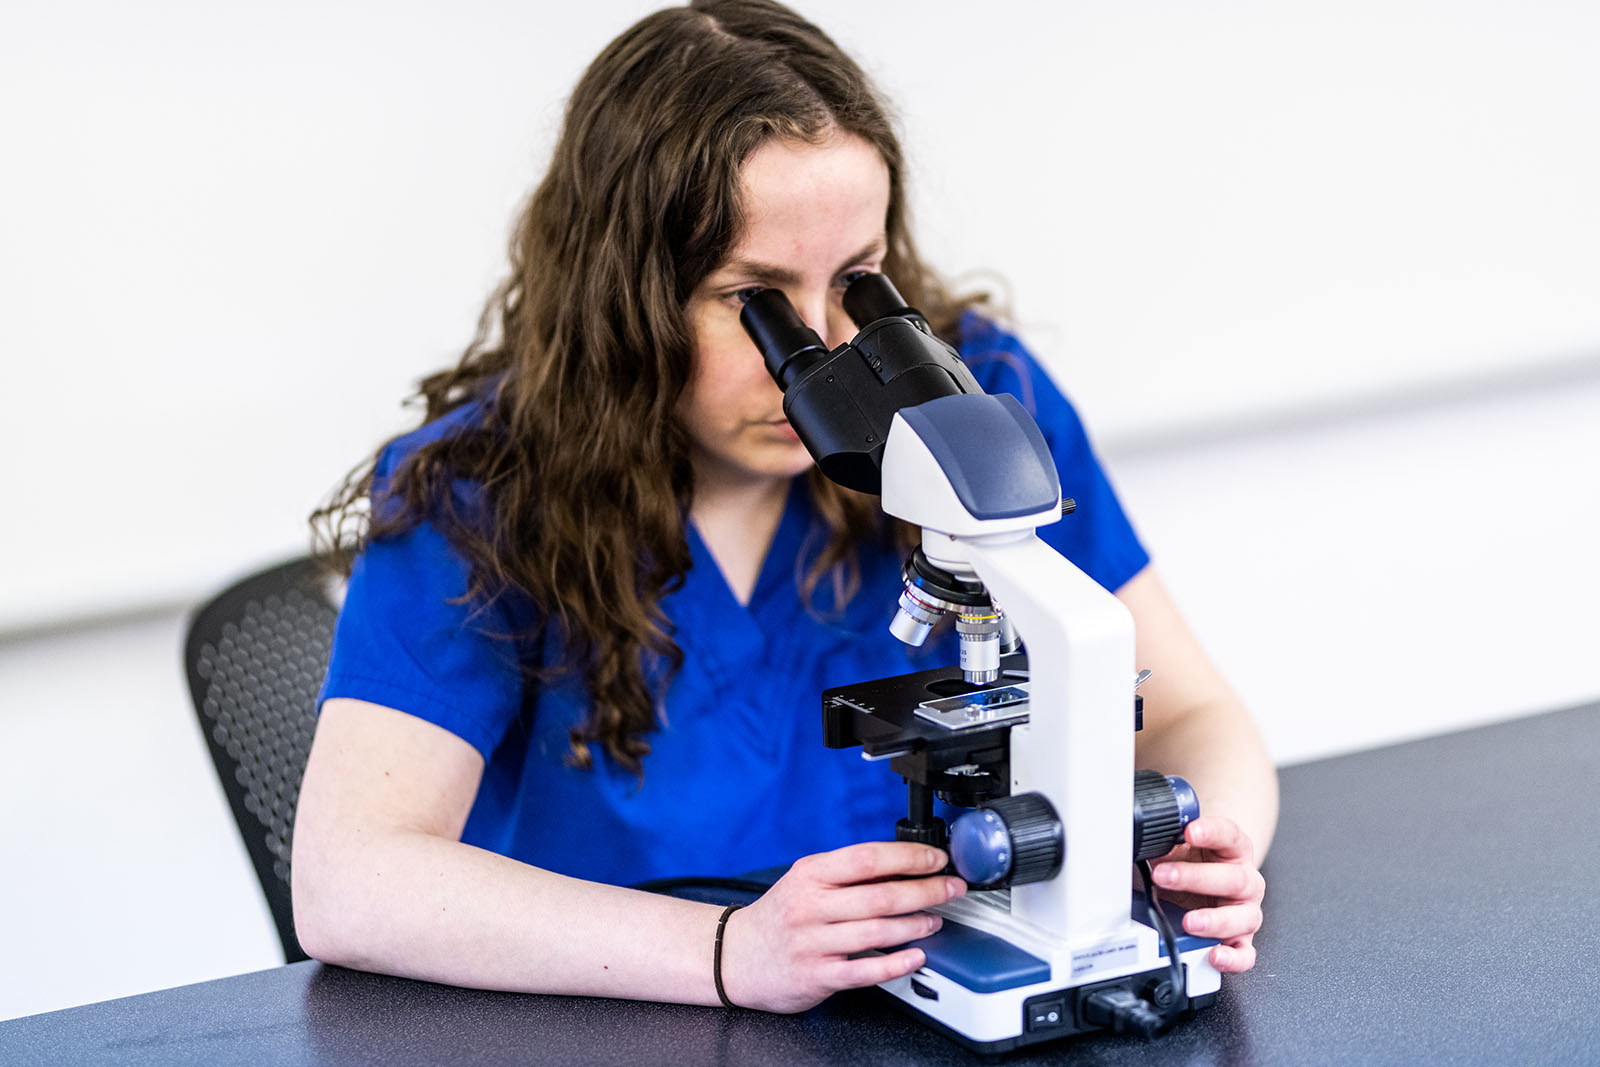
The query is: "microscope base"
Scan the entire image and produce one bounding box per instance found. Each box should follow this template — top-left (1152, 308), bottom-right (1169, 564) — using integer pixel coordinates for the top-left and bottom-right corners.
top-left (875, 905), bottom-right (1221, 1053)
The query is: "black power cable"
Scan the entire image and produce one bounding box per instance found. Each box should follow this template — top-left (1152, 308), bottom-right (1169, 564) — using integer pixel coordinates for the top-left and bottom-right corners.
top-left (1079, 862), bottom-right (1191, 1038)
top-left (1137, 859), bottom-right (1186, 1030)
top-left (630, 876), bottom-right (774, 898)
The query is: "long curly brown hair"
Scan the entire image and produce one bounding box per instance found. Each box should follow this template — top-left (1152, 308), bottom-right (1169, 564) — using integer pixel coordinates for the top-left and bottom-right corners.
top-left (312, 0), bottom-right (976, 773)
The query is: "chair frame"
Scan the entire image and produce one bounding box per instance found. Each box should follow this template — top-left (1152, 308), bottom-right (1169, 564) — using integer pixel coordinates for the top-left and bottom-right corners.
top-left (183, 556), bottom-right (336, 963)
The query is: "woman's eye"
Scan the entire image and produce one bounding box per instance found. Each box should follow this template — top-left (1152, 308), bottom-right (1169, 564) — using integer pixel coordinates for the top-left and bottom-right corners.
top-left (837, 270), bottom-right (873, 289)
top-left (730, 286), bottom-right (766, 305)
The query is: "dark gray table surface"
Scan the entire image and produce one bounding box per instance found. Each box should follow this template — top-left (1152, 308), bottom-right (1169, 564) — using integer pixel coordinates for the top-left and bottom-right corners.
top-left (6, 702), bottom-right (1598, 1066)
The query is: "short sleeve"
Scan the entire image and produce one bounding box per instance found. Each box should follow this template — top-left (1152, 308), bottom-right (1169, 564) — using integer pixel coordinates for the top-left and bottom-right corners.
top-left (959, 314), bottom-right (1150, 592)
top-left (317, 427), bottom-right (525, 762)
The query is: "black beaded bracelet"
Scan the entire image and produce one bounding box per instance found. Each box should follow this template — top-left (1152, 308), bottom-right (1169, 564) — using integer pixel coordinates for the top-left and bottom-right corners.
top-left (713, 904), bottom-right (743, 1009)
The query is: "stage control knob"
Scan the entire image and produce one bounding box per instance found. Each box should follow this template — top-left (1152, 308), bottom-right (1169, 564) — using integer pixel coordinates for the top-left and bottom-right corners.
top-left (948, 793), bottom-right (1063, 889)
top-left (1133, 770), bottom-right (1200, 860)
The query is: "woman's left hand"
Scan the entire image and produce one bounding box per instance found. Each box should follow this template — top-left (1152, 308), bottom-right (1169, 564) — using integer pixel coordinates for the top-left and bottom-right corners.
top-left (1148, 815), bottom-right (1264, 973)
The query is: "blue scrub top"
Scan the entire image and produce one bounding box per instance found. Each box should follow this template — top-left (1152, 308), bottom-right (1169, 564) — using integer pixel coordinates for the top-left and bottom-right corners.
top-left (318, 315), bottom-right (1149, 886)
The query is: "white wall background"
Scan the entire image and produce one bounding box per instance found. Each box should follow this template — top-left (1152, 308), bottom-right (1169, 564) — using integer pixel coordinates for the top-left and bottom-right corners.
top-left (3, 0), bottom-right (1598, 627)
top-left (2, 0), bottom-right (1598, 1023)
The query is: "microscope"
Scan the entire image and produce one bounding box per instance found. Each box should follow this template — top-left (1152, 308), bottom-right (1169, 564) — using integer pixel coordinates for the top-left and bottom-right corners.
top-left (740, 275), bottom-right (1221, 1053)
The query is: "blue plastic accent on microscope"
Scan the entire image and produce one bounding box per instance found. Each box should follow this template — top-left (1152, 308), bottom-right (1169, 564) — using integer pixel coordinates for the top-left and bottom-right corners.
top-left (948, 808), bottom-right (1011, 886)
top-left (897, 393), bottom-right (1060, 521)
top-left (890, 900), bottom-right (1214, 993)
top-left (897, 920), bottom-right (1052, 993)
top-left (1166, 775), bottom-right (1201, 829)
top-left (1132, 893), bottom-right (1220, 958)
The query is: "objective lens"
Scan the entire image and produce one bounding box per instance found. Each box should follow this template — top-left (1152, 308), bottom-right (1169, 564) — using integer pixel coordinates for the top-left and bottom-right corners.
top-left (956, 611), bottom-right (1004, 685)
top-left (890, 608), bottom-right (933, 646)
top-left (890, 586), bottom-right (944, 647)
top-left (998, 615), bottom-right (1020, 655)
top-left (958, 636), bottom-right (1000, 684)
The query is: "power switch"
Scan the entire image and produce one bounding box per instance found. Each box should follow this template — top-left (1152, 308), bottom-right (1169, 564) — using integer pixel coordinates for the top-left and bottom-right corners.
top-left (1025, 994), bottom-right (1067, 1033)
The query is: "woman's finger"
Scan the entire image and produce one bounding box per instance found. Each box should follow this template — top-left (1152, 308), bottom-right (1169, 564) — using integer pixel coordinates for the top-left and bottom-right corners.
top-left (814, 875), bottom-right (963, 923)
top-left (826, 946), bottom-right (929, 990)
top-left (812, 912), bottom-right (944, 956)
top-left (1182, 901), bottom-right (1262, 941)
top-left (1209, 940), bottom-right (1256, 973)
top-left (1184, 817), bottom-right (1253, 863)
top-left (1152, 857), bottom-right (1263, 902)
top-left (796, 841), bottom-right (946, 887)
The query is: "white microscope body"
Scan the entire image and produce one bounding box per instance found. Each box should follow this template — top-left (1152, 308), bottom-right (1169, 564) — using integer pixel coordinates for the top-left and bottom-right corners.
top-left (869, 397), bottom-right (1221, 1050)
top-left (736, 273), bottom-right (1220, 1052)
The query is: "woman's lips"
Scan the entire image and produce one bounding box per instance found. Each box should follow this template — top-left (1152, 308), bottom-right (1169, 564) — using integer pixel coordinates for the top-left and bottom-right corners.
top-left (764, 418), bottom-right (801, 440)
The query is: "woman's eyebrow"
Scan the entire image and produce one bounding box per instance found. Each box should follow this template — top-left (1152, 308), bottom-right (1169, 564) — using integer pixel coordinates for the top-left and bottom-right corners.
top-left (721, 259), bottom-right (804, 287)
top-left (839, 236), bottom-right (888, 270)
top-left (718, 237), bottom-right (887, 286)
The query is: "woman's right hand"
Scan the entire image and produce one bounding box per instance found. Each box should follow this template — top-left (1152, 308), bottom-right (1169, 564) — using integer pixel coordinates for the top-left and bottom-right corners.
top-left (718, 841), bottom-right (966, 1013)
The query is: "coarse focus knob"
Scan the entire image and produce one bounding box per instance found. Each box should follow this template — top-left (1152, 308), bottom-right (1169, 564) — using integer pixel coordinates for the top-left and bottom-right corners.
top-left (948, 793), bottom-right (1063, 889)
top-left (895, 817), bottom-right (948, 849)
top-left (1132, 769), bottom-right (1200, 861)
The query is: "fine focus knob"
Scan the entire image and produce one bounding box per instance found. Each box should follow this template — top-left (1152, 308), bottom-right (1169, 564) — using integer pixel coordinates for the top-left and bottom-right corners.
top-left (949, 793), bottom-right (1064, 889)
top-left (1132, 769), bottom-right (1200, 861)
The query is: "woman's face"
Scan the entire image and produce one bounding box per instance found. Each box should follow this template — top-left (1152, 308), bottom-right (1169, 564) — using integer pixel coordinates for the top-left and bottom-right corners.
top-left (681, 131), bottom-right (891, 490)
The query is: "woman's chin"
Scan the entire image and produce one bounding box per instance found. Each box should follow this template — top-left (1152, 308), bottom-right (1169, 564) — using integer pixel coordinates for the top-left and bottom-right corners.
top-left (757, 440), bottom-right (817, 481)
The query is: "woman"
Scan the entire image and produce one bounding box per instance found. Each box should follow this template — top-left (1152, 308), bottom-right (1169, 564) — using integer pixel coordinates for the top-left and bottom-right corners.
top-left (293, 0), bottom-right (1275, 1014)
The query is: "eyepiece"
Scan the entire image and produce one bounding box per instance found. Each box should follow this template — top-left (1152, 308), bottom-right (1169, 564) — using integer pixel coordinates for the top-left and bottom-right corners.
top-left (843, 273), bottom-right (930, 333)
top-left (739, 288), bottom-right (829, 391)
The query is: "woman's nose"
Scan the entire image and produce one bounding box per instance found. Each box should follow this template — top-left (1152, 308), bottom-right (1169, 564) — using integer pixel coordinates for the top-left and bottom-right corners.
top-left (789, 289), bottom-right (857, 351)
top-left (796, 300), bottom-right (854, 352)
top-left (821, 305), bottom-right (857, 351)
top-left (793, 297), bottom-right (828, 337)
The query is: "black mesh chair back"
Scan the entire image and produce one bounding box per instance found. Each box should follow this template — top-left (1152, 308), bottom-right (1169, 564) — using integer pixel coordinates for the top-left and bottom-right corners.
top-left (183, 556), bottom-right (339, 963)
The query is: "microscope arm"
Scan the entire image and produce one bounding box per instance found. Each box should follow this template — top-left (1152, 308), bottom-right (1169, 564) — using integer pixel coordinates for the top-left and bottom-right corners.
top-left (879, 396), bottom-right (1137, 944)
top-left (963, 535), bottom-right (1135, 944)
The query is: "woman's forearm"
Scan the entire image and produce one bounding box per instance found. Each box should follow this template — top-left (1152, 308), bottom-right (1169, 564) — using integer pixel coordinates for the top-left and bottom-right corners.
top-left (1138, 696), bottom-right (1278, 862)
top-left (293, 829), bottom-right (726, 1003)
top-left (1117, 569), bottom-right (1279, 862)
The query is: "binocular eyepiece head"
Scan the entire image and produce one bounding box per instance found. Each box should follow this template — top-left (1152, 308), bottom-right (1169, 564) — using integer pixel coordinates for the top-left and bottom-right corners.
top-left (738, 273), bottom-right (931, 390)
top-left (736, 271), bottom-right (978, 495)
